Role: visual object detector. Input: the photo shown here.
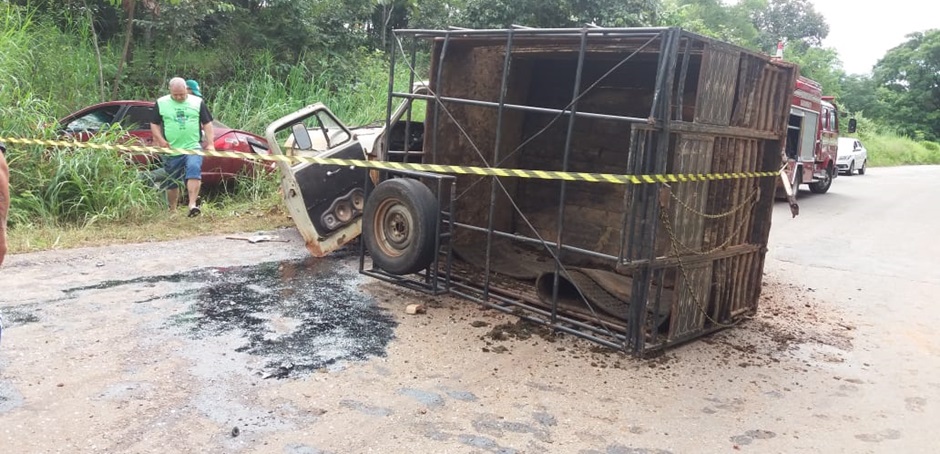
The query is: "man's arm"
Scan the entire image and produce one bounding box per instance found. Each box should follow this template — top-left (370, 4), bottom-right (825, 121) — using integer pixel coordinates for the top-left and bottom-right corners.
top-left (150, 101), bottom-right (168, 148)
top-left (201, 121), bottom-right (215, 150)
top-left (199, 101), bottom-right (215, 150)
top-left (0, 149), bottom-right (10, 267)
top-left (150, 123), bottom-right (168, 148)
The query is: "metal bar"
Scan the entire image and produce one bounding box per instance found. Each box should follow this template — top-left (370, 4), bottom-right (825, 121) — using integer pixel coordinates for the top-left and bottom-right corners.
top-left (622, 127), bottom-right (645, 263)
top-left (383, 34), bottom-right (398, 165)
top-left (390, 92), bottom-right (652, 125)
top-left (446, 280), bottom-right (629, 347)
top-left (453, 222), bottom-right (621, 263)
top-left (395, 27), bottom-right (671, 37)
top-left (428, 177), bottom-right (444, 289)
top-left (450, 279), bottom-right (627, 334)
top-left (483, 29), bottom-right (516, 302)
top-left (361, 269), bottom-right (449, 295)
top-left (430, 33), bottom-right (452, 166)
top-left (633, 27), bottom-right (680, 354)
top-left (676, 37), bottom-right (692, 121)
top-left (445, 178), bottom-right (456, 293)
top-left (551, 30), bottom-right (589, 326)
top-left (401, 37), bottom-right (419, 163)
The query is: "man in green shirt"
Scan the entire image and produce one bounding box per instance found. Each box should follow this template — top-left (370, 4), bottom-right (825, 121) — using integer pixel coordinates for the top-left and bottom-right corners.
top-left (150, 77), bottom-right (215, 217)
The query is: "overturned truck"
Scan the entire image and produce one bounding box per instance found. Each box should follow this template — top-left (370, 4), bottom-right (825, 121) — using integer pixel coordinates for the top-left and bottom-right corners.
top-left (266, 27), bottom-right (798, 356)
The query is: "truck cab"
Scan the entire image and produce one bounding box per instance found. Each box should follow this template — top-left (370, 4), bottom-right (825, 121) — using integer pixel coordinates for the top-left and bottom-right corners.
top-left (781, 77), bottom-right (839, 196)
top-left (263, 84), bottom-right (429, 257)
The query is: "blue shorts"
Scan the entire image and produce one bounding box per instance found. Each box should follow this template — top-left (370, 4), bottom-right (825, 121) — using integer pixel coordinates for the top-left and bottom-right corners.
top-left (162, 154), bottom-right (203, 189)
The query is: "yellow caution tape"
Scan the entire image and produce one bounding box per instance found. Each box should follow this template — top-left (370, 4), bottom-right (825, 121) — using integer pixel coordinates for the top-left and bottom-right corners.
top-left (0, 136), bottom-right (781, 185)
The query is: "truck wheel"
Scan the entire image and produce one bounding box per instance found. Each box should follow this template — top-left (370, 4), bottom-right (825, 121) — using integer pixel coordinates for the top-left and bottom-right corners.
top-left (858, 161), bottom-right (866, 175)
top-left (363, 178), bottom-right (438, 275)
top-left (809, 167), bottom-right (832, 194)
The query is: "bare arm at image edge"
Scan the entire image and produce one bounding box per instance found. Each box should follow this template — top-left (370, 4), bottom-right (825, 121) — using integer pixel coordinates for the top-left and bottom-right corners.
top-left (0, 150), bottom-right (10, 267)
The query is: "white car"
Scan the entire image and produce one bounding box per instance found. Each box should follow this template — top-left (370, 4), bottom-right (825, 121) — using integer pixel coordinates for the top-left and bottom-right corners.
top-left (837, 137), bottom-right (868, 176)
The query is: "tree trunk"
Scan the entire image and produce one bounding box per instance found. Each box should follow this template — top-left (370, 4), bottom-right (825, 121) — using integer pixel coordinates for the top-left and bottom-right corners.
top-left (381, 4), bottom-right (395, 51)
top-left (111, 0), bottom-right (137, 100)
top-left (85, 0), bottom-right (106, 101)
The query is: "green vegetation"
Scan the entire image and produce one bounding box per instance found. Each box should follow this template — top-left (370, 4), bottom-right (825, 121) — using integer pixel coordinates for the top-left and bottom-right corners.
top-left (843, 114), bottom-right (940, 166)
top-left (859, 136), bottom-right (940, 167)
top-left (0, 3), bottom-right (393, 253)
top-left (1, 0), bottom-right (938, 255)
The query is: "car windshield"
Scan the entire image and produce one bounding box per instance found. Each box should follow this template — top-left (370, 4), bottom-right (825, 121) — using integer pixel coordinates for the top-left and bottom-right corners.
top-left (65, 106), bottom-right (120, 132)
top-left (838, 138), bottom-right (857, 152)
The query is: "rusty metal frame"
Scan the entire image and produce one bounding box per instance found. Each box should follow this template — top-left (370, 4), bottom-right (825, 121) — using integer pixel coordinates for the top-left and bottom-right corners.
top-left (368, 26), bottom-right (795, 356)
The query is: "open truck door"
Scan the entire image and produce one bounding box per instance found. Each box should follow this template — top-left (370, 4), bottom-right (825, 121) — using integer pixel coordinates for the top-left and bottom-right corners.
top-left (265, 104), bottom-right (367, 257)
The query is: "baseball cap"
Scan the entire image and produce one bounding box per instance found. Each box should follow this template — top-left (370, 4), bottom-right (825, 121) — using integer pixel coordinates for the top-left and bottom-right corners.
top-left (185, 79), bottom-right (202, 97)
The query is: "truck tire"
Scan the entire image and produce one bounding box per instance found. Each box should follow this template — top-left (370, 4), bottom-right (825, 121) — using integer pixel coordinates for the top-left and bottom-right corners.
top-left (809, 166), bottom-right (833, 194)
top-left (363, 178), bottom-right (439, 275)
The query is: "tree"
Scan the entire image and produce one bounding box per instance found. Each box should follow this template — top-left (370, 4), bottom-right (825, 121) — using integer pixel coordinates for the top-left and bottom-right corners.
top-left (784, 45), bottom-right (843, 95)
top-left (838, 74), bottom-right (882, 118)
top-left (658, 0), bottom-right (760, 49)
top-left (872, 29), bottom-right (940, 140)
top-left (371, 0), bottom-right (414, 51)
top-left (457, 0), bottom-right (571, 28)
top-left (745, 0), bottom-right (828, 54)
top-left (455, 0), bottom-right (657, 29)
top-left (571, 0), bottom-right (657, 27)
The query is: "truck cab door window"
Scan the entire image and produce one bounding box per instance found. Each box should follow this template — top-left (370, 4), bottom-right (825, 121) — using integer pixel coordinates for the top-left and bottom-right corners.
top-left (800, 111), bottom-right (819, 162)
top-left (310, 112), bottom-right (352, 151)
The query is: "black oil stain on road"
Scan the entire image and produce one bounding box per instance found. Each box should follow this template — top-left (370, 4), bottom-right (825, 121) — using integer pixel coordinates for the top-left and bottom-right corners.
top-left (64, 250), bottom-right (396, 378)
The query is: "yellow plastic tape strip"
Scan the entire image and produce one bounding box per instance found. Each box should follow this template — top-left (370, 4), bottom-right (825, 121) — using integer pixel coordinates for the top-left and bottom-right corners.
top-left (0, 137), bottom-right (781, 185)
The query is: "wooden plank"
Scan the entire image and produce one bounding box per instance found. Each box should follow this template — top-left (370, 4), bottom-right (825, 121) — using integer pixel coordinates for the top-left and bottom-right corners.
top-left (671, 262), bottom-right (710, 338)
top-left (668, 121), bottom-right (782, 140)
top-left (694, 42), bottom-right (740, 126)
top-left (666, 133), bottom-right (715, 339)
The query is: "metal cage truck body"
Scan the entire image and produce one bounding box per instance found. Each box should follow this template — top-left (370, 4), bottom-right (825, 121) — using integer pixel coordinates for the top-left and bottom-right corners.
top-left (264, 27), bottom-right (799, 355)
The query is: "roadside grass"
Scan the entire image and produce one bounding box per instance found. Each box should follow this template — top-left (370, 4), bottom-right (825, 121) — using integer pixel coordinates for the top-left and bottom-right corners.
top-left (862, 135), bottom-right (940, 167)
top-left (6, 194), bottom-right (294, 254)
top-left (0, 6), bottom-right (387, 256)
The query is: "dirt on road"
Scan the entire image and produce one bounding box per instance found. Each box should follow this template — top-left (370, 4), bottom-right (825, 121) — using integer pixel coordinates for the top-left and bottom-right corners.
top-left (0, 222), bottom-right (933, 453)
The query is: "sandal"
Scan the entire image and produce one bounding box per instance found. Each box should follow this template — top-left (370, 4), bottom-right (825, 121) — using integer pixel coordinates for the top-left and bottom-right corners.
top-left (188, 206), bottom-right (201, 217)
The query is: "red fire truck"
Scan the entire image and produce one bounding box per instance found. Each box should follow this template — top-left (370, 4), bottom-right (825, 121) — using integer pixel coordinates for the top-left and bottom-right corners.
top-left (781, 76), bottom-right (840, 196)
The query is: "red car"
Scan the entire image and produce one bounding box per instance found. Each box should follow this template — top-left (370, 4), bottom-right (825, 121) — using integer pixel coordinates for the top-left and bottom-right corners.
top-left (58, 100), bottom-right (274, 186)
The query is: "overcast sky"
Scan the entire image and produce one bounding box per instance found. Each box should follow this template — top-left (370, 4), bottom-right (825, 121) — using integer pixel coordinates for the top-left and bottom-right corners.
top-left (809, 0), bottom-right (938, 75)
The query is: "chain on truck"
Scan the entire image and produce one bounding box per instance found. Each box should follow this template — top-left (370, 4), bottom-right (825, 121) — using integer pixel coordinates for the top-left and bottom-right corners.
top-left (266, 26), bottom-right (802, 356)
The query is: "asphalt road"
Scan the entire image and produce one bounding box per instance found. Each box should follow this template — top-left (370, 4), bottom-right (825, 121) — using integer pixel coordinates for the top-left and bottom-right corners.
top-left (0, 165), bottom-right (938, 453)
top-left (761, 165), bottom-right (940, 451)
